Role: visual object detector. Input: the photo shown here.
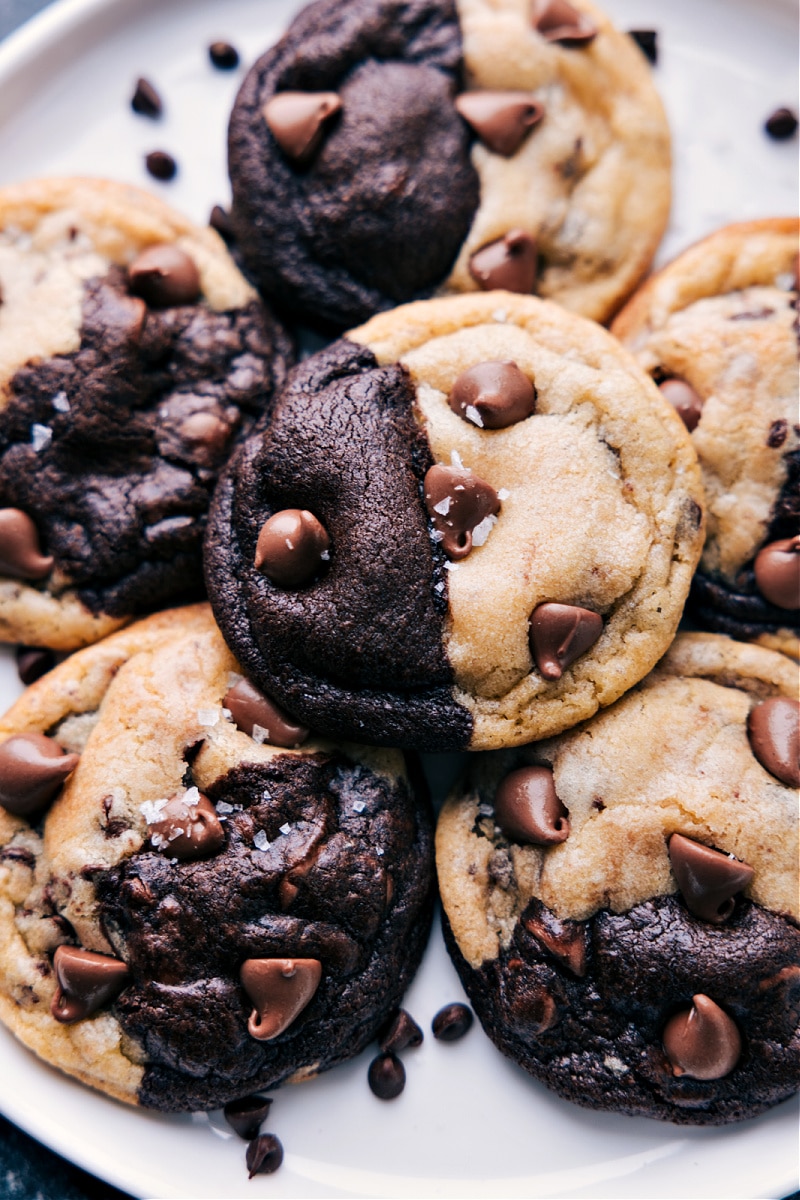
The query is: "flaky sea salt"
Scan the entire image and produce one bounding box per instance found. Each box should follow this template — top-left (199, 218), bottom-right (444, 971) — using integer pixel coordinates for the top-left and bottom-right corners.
top-left (477, 803), bottom-right (494, 818)
top-left (444, 561), bottom-right (460, 572)
top-left (253, 830), bottom-right (270, 851)
top-left (252, 723), bottom-right (270, 744)
top-left (376, 847), bottom-right (384, 857)
top-left (464, 405), bottom-right (484, 428)
top-left (183, 787), bottom-right (200, 808)
top-left (216, 801), bottom-right (235, 815)
top-left (433, 496), bottom-right (451, 516)
top-left (51, 391), bottom-right (70, 413)
top-left (430, 529), bottom-right (444, 543)
top-left (279, 822), bottom-right (291, 836)
top-left (434, 581), bottom-right (445, 594)
top-left (140, 798), bottom-right (168, 824)
top-left (492, 308), bottom-right (507, 323)
top-left (450, 449), bottom-right (464, 470)
top-left (227, 672), bottom-right (243, 689)
top-left (352, 800), bottom-right (366, 813)
top-left (497, 488), bottom-right (510, 501)
top-left (31, 424), bottom-right (52, 452)
top-left (471, 514), bottom-right (497, 547)
top-left (320, 549), bottom-right (330, 561)
top-left (603, 1055), bottom-right (629, 1076)
top-left (197, 707), bottom-right (219, 727)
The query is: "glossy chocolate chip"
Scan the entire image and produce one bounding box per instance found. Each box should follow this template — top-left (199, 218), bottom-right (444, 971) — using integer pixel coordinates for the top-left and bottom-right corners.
top-left (432, 1002), bottom-right (474, 1041)
top-left (128, 244), bottom-right (201, 307)
top-left (379, 1008), bottom-right (423, 1054)
top-left (209, 41), bottom-right (239, 70)
top-left (764, 107), bottom-right (798, 140)
top-left (224, 678), bottom-right (309, 748)
top-left (628, 29), bottom-right (657, 64)
top-left (658, 378), bottom-right (703, 432)
top-left (529, 602), bottom-right (603, 680)
top-left (223, 1094), bottom-right (272, 1141)
top-left (254, 509), bottom-right (330, 587)
top-left (15, 645), bottom-right (55, 685)
top-left (240, 957), bottom-right (322, 1041)
top-left (51, 945), bottom-right (130, 1023)
top-left (424, 464), bottom-right (500, 560)
top-left (147, 792), bottom-right (225, 860)
top-left (753, 536), bottom-right (800, 610)
top-left (662, 995), bottom-right (742, 1080)
top-left (455, 91), bottom-right (544, 157)
top-left (494, 765), bottom-right (570, 845)
top-left (367, 1052), bottom-right (406, 1099)
top-left (449, 361), bottom-right (536, 429)
top-left (0, 733), bottom-right (79, 817)
top-left (747, 697), bottom-right (800, 787)
top-left (131, 77), bottom-right (162, 119)
top-left (0, 508), bottom-right (54, 580)
top-left (668, 833), bottom-right (754, 923)
top-left (469, 230), bottom-right (538, 294)
top-left (262, 92), bottom-right (342, 164)
top-left (246, 1133), bottom-right (284, 1178)
top-left (144, 150), bottom-right (177, 181)
top-left (531, 0), bottom-right (598, 45)
top-left (523, 904), bottom-right (586, 976)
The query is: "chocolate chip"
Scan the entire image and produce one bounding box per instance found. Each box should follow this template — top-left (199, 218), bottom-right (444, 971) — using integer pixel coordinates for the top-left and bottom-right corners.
top-left (128, 244), bottom-right (201, 307)
top-left (747, 697), bottom-right (799, 787)
top-left (662, 995), bottom-right (741, 1080)
top-left (254, 509), bottom-right (330, 587)
top-left (767, 418), bottom-right (788, 448)
top-left (523, 902), bottom-right (587, 976)
top-left (147, 792), bottom-right (225, 860)
top-left (131, 77), bottom-right (162, 119)
top-left (367, 1052), bottom-right (406, 1099)
top-left (379, 1008), bottom-right (423, 1053)
top-left (455, 91), bottom-right (544, 157)
top-left (764, 107), bottom-right (798, 140)
top-left (424, 464), bottom-right (500, 560)
top-left (209, 204), bottom-right (235, 243)
top-left (262, 92), bottom-right (342, 164)
top-left (223, 1094), bottom-right (272, 1140)
top-left (240, 958), bottom-right (322, 1041)
top-left (15, 646), bottom-right (55, 686)
top-left (432, 1002), bottom-right (473, 1041)
top-left (531, 0), bottom-right (597, 45)
top-left (0, 508), bottom-right (54, 580)
top-left (658, 378), bottom-right (703, 433)
top-left (668, 833), bottom-right (754, 923)
top-left (494, 765), bottom-right (570, 846)
top-left (449, 361), bottom-right (536, 429)
top-left (145, 150), bottom-right (177, 181)
top-left (224, 678), bottom-right (309, 748)
top-left (246, 1133), bottom-right (284, 1177)
top-left (468, 230), bottom-right (538, 294)
top-left (51, 945), bottom-right (130, 1023)
top-left (529, 602), bottom-right (603, 680)
top-left (208, 41), bottom-right (239, 70)
top-left (628, 29), bottom-right (657, 64)
top-left (753, 536), bottom-right (800, 609)
top-left (0, 733), bottom-right (79, 817)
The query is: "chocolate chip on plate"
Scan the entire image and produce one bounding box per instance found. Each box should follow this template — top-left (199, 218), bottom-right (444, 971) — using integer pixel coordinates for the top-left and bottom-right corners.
top-left (368, 1051), bottom-right (406, 1099)
top-left (246, 1133), bottom-right (284, 1177)
top-left (764, 107), bottom-right (798, 140)
top-left (209, 41), bottom-right (240, 70)
top-left (145, 150), bottom-right (177, 181)
top-left (379, 1008), bottom-right (424, 1054)
top-left (628, 29), bottom-right (658, 64)
top-left (16, 645), bottom-right (55, 685)
top-left (223, 1094), bottom-right (273, 1141)
top-left (131, 77), bottom-right (162, 118)
top-left (432, 1002), bottom-right (474, 1042)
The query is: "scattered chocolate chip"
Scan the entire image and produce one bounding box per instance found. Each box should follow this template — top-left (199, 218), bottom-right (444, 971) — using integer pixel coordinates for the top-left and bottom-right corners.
top-left (468, 230), bottom-right (538, 295)
top-left (128, 244), bottom-right (201, 307)
top-left (455, 91), bottom-right (544, 157)
top-left (254, 509), bottom-right (330, 586)
top-left (240, 958), bottom-right (322, 1041)
top-left (51, 945), bottom-right (130, 1023)
top-left (753, 536), bottom-right (800, 609)
top-left (658, 378), bottom-right (703, 432)
top-left (379, 1008), bottom-right (423, 1054)
top-left (0, 733), bottom-right (79, 817)
top-left (531, 0), bottom-right (597, 46)
top-left (15, 646), bottom-right (55, 686)
top-left (767, 418), bottom-right (788, 448)
top-left (224, 678), bottom-right (309, 748)
top-left (523, 902), bottom-right (587, 976)
top-left (147, 792), bottom-right (225, 860)
top-left (764, 107), bottom-right (798, 140)
top-left (246, 1133), bottom-right (284, 1177)
top-left (0, 508), bottom-right (54, 580)
top-left (209, 204), bottom-right (235, 243)
top-left (145, 150), bottom-right (177, 181)
top-left (368, 1052), bottom-right (406, 1099)
top-left (262, 92), bottom-right (342, 164)
top-left (223, 1094), bottom-right (272, 1141)
top-left (208, 41), bottom-right (240, 70)
top-left (662, 995), bottom-right (741, 1080)
top-left (432, 1002), bottom-right (473, 1042)
top-left (668, 833), bottom-right (754, 923)
top-left (494, 765), bottom-right (569, 846)
top-left (449, 361), bottom-right (536, 429)
top-left (529, 602), bottom-right (603, 680)
top-left (131, 77), bottom-right (162, 119)
top-left (424, 464), bottom-right (500, 560)
top-left (747, 696), bottom-right (800, 787)
top-left (628, 29), bottom-right (657, 64)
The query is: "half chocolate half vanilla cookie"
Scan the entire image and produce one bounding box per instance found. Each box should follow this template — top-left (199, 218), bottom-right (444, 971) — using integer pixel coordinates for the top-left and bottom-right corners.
top-left (0, 605), bottom-right (433, 1110)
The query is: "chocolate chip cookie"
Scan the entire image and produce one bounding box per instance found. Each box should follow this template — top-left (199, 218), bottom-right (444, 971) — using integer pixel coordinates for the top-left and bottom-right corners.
top-left (0, 177), bottom-right (292, 651)
top-left (612, 219), bottom-right (800, 659)
top-left (227, 0), bottom-right (671, 328)
top-left (205, 292), bottom-right (704, 751)
top-left (437, 633), bottom-right (800, 1124)
top-left (0, 605), bottom-right (433, 1110)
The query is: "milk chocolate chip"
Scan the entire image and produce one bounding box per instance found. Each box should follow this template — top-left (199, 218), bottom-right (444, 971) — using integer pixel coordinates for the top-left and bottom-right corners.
top-left (254, 509), bottom-right (330, 586)
top-left (668, 834), bottom-right (754, 923)
top-left (224, 678), bottom-right (309, 748)
top-left (469, 230), bottom-right (538, 294)
top-left (662, 995), bottom-right (741, 1080)
top-left (523, 902), bottom-right (586, 976)
top-left (240, 957), bottom-right (322, 1041)
top-left (262, 92), bottom-right (342, 164)
top-left (0, 733), bottom-right (79, 816)
top-left (753, 536), bottom-right (800, 610)
top-left (494, 765), bottom-right (569, 845)
top-left (51, 945), bottom-right (130, 1023)
top-left (747, 697), bottom-right (800, 787)
top-left (455, 91), bottom-right (544, 157)
top-left (658, 378), bottom-right (703, 432)
top-left (529, 602), bottom-right (603, 679)
top-left (424, 464), bottom-right (500, 560)
top-left (147, 792), bottom-right (225, 860)
top-left (531, 0), bottom-right (598, 45)
top-left (448, 361), bottom-right (536, 429)
top-left (128, 244), bottom-right (201, 307)
top-left (0, 508), bottom-right (54, 580)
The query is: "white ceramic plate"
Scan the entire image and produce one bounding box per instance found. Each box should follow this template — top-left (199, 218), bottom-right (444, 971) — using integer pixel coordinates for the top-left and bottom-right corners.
top-left (0, 1), bottom-right (798, 1197)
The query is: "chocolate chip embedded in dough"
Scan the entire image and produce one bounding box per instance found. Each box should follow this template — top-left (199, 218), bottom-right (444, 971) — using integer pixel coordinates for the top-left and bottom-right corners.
top-left (128, 244), bottom-right (201, 307)
top-left (454, 91), bottom-right (544, 157)
top-left (468, 230), bottom-right (538, 294)
top-left (747, 697), bottom-right (800, 787)
top-left (147, 792), bottom-right (225, 861)
top-left (424, 464), bottom-right (500, 560)
top-left (529, 602), bottom-right (603, 680)
top-left (254, 509), bottom-right (330, 586)
top-left (658, 378), bottom-right (703, 433)
top-left (367, 1051), bottom-right (406, 1099)
top-left (523, 902), bottom-right (587, 976)
top-left (224, 678), bottom-right (309, 748)
top-left (0, 508), bottom-right (54, 580)
top-left (240, 957), bottom-right (322, 1041)
top-left (0, 733), bottom-right (79, 817)
top-left (246, 1133), bottom-right (284, 1177)
top-left (668, 833), bottom-right (754, 923)
top-left (662, 995), bottom-right (742, 1080)
top-left (494, 765), bottom-right (570, 846)
top-left (223, 1094), bottom-right (272, 1140)
top-left (448, 361), bottom-right (536, 429)
top-left (753, 536), bottom-right (800, 610)
top-left (261, 92), bottom-right (342, 164)
top-left (50, 945), bottom-right (130, 1023)
top-left (531, 0), bottom-right (598, 46)
top-left (131, 77), bottom-right (163, 119)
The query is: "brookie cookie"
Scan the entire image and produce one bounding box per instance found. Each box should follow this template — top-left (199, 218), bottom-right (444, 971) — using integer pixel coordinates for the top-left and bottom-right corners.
top-left (205, 292), bottom-right (705, 752)
top-left (227, 0), bottom-right (671, 329)
top-left (0, 177), bottom-right (292, 651)
top-left (612, 219), bottom-right (800, 659)
top-left (437, 633), bottom-right (800, 1124)
top-left (0, 605), bottom-right (433, 1110)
